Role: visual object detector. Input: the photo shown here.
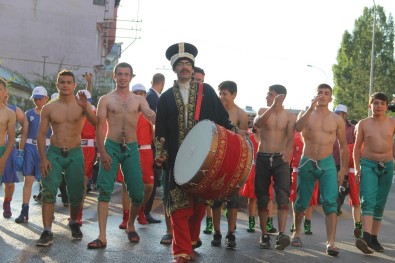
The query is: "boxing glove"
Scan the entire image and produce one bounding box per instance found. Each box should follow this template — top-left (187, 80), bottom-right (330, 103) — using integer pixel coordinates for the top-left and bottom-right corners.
top-left (16, 149), bottom-right (24, 172)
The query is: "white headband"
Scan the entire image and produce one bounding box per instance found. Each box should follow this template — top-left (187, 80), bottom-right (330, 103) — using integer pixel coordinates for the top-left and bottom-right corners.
top-left (170, 52), bottom-right (195, 67)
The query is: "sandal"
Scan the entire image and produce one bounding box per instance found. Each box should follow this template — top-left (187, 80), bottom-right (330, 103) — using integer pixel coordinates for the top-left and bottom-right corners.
top-left (87, 239), bottom-right (107, 249)
top-left (290, 236), bottom-right (303, 247)
top-left (326, 244), bottom-right (339, 256)
top-left (127, 231), bottom-right (140, 243)
top-left (160, 234), bottom-right (173, 245)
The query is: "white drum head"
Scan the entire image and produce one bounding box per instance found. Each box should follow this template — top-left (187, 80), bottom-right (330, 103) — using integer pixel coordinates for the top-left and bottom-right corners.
top-left (174, 120), bottom-right (214, 185)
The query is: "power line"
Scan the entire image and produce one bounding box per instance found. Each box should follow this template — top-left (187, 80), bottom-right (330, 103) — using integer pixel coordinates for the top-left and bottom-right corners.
top-left (0, 56), bottom-right (94, 69)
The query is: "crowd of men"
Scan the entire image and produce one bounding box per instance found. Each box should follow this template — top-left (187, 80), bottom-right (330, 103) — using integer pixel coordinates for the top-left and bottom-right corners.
top-left (0, 42), bottom-right (394, 263)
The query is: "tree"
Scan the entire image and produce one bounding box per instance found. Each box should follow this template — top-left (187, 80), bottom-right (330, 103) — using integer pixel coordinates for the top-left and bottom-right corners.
top-left (333, 5), bottom-right (395, 121)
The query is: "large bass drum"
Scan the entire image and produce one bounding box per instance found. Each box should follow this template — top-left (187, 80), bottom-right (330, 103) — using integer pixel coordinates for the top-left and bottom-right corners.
top-left (174, 120), bottom-right (253, 200)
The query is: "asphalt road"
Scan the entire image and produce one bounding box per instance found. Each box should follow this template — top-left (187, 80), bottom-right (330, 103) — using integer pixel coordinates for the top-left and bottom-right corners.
top-left (1, 175), bottom-right (395, 263)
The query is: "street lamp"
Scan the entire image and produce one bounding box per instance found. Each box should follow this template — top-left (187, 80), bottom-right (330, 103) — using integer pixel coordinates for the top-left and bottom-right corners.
top-left (368, 1), bottom-right (376, 116)
top-left (307, 64), bottom-right (328, 83)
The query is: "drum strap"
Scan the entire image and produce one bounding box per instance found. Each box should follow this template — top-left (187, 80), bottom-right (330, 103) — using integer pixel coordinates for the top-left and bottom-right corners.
top-left (194, 83), bottom-right (203, 121)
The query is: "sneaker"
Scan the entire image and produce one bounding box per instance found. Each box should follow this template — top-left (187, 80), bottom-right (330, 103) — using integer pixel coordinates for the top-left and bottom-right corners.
top-left (275, 233), bottom-right (290, 250)
top-left (3, 201), bottom-right (12, 218)
top-left (225, 232), bottom-right (236, 248)
top-left (36, 230), bottom-right (54, 246)
top-left (370, 237), bottom-right (384, 252)
top-left (68, 222), bottom-right (83, 240)
top-left (33, 193), bottom-right (42, 204)
top-left (211, 231), bottom-right (222, 247)
top-left (247, 216), bottom-right (255, 233)
top-left (355, 237), bottom-right (374, 254)
top-left (203, 217), bottom-right (213, 234)
top-left (192, 239), bottom-right (202, 249)
top-left (266, 217), bottom-right (277, 233)
top-left (304, 220), bottom-right (312, 235)
top-left (353, 222), bottom-right (362, 238)
top-left (259, 234), bottom-right (271, 249)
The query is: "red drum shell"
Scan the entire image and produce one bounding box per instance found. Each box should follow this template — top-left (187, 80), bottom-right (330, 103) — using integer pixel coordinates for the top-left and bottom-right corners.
top-left (174, 120), bottom-right (253, 200)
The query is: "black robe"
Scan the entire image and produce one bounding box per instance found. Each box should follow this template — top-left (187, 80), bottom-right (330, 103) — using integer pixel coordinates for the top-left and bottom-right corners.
top-left (155, 80), bottom-right (236, 214)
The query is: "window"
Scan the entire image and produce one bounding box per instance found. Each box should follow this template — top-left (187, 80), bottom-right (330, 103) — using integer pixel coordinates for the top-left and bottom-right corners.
top-left (93, 0), bottom-right (105, 6)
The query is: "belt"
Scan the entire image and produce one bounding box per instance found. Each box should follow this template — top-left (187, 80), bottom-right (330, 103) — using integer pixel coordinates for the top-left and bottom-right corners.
top-left (349, 168), bottom-right (355, 173)
top-left (81, 139), bottom-right (95, 147)
top-left (139, 144), bottom-right (151, 150)
top-left (258, 152), bottom-right (282, 157)
top-left (26, 138), bottom-right (50, 146)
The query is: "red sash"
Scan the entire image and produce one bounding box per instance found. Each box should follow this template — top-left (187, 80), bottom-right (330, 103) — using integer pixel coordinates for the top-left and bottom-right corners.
top-left (194, 83), bottom-right (203, 121)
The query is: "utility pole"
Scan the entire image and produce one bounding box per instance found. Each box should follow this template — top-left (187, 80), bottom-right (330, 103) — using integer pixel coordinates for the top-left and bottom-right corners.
top-left (42, 56), bottom-right (48, 82)
top-left (368, 0), bottom-right (376, 117)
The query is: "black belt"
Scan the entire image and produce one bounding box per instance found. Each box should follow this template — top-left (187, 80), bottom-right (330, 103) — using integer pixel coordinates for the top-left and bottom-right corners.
top-left (258, 152), bottom-right (282, 157)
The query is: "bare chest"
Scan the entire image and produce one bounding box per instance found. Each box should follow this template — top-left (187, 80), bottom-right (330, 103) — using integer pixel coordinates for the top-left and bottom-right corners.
top-left (50, 105), bottom-right (83, 125)
top-left (108, 97), bottom-right (139, 116)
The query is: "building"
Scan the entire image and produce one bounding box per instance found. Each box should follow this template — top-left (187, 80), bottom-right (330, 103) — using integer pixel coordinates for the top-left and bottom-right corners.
top-left (0, 0), bottom-right (122, 103)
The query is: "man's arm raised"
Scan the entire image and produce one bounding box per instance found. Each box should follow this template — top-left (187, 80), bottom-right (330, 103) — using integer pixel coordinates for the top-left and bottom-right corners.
top-left (295, 96), bottom-right (318, 132)
top-left (254, 94), bottom-right (284, 129)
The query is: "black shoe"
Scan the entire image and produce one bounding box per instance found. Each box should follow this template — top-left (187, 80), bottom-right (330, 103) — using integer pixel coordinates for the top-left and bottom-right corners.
top-left (275, 233), bottom-right (290, 250)
top-left (259, 234), bottom-right (271, 249)
top-left (68, 222), bottom-right (83, 240)
top-left (370, 237), bottom-right (384, 252)
top-left (192, 239), bottom-right (202, 249)
top-left (211, 232), bottom-right (222, 247)
top-left (356, 237), bottom-right (374, 254)
top-left (225, 232), bottom-right (236, 248)
top-left (353, 223), bottom-right (362, 238)
top-left (146, 214), bottom-right (161, 223)
top-left (203, 217), bottom-right (213, 234)
top-left (304, 220), bottom-right (312, 235)
top-left (33, 194), bottom-right (42, 204)
top-left (36, 230), bottom-right (53, 246)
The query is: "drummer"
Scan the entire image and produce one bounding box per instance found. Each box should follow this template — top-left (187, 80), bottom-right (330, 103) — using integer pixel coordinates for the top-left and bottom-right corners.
top-left (210, 80), bottom-right (248, 249)
top-left (155, 42), bottom-right (244, 263)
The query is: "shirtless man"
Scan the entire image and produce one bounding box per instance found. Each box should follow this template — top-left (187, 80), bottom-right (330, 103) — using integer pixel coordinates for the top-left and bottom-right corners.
top-left (354, 92), bottom-right (395, 254)
top-left (253, 84), bottom-right (295, 250)
top-left (292, 84), bottom-right (348, 256)
top-left (210, 80), bottom-right (248, 248)
top-left (0, 78), bottom-right (16, 191)
top-left (36, 70), bottom-right (97, 246)
top-left (87, 62), bottom-right (155, 249)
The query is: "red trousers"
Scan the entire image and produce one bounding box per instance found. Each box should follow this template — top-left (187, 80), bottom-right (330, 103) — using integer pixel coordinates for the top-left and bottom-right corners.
top-left (170, 197), bottom-right (206, 259)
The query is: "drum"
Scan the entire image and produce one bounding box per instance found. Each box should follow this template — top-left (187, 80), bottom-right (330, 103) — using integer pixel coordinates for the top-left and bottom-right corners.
top-left (174, 120), bottom-right (253, 200)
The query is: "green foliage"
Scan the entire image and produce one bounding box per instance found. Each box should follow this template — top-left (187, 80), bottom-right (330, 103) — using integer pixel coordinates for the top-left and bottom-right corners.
top-left (333, 5), bottom-right (395, 121)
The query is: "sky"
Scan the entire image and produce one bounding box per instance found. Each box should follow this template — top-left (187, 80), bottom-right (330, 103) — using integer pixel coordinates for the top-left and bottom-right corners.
top-left (115, 0), bottom-right (395, 113)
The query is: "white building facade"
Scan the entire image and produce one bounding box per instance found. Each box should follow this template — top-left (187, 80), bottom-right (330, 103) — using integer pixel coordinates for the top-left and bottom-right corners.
top-left (0, 0), bottom-right (120, 89)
